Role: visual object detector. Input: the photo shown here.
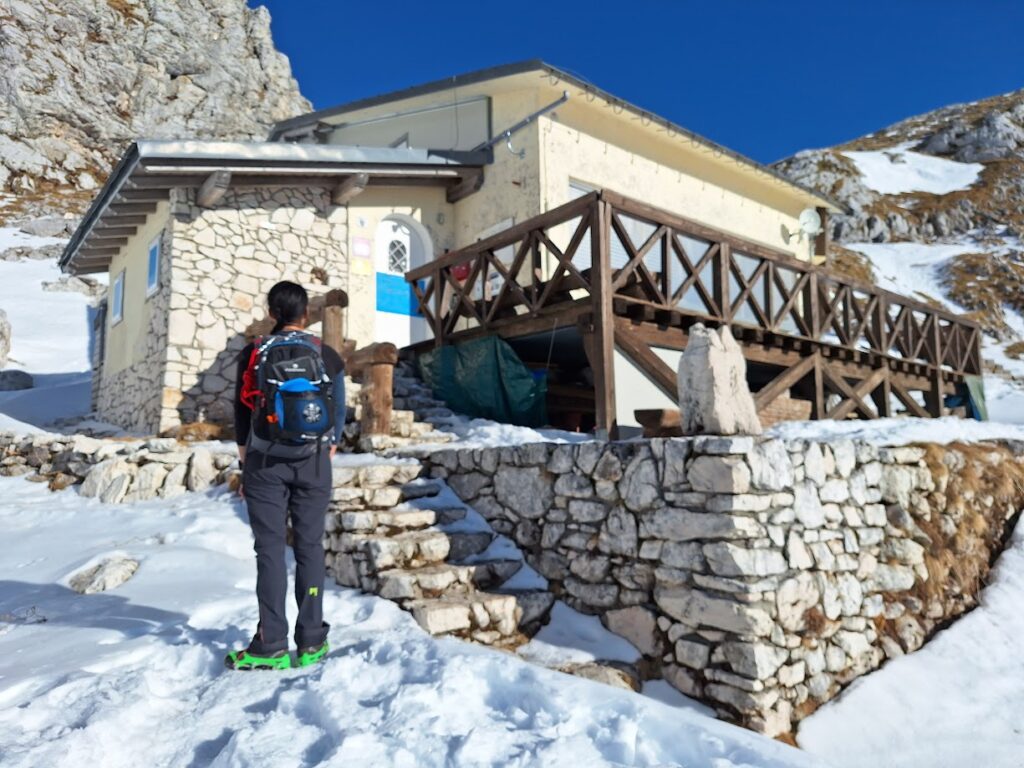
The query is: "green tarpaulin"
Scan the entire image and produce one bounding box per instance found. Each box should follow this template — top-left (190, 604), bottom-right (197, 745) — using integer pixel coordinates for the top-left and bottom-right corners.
top-left (418, 336), bottom-right (548, 427)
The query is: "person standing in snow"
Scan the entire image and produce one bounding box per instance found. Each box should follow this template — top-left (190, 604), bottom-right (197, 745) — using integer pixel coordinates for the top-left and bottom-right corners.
top-left (226, 280), bottom-right (346, 670)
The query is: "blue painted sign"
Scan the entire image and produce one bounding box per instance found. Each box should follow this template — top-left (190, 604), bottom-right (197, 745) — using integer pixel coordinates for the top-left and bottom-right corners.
top-left (376, 272), bottom-right (423, 316)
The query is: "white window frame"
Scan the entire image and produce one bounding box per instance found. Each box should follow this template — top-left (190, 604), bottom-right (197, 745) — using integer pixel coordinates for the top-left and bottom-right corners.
top-left (146, 236), bottom-right (161, 297)
top-left (111, 270), bottom-right (125, 325)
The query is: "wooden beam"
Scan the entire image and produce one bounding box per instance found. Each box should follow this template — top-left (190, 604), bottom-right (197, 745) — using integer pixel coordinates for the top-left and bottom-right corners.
top-left (613, 325), bottom-right (678, 400)
top-left (446, 168), bottom-right (485, 203)
top-left (85, 236), bottom-right (127, 248)
top-left (100, 215), bottom-right (147, 226)
top-left (821, 365), bottom-right (884, 421)
top-left (77, 247), bottom-right (120, 257)
top-left (91, 226), bottom-right (138, 238)
top-left (116, 189), bottom-right (169, 203)
top-left (891, 378), bottom-right (929, 418)
top-left (197, 170), bottom-right (232, 208)
top-left (108, 202), bottom-right (158, 215)
top-left (331, 172), bottom-right (369, 206)
top-left (753, 354), bottom-right (817, 412)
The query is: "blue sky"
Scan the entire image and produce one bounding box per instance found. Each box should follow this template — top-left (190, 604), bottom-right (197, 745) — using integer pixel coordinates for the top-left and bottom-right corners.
top-left (252, 1), bottom-right (1024, 163)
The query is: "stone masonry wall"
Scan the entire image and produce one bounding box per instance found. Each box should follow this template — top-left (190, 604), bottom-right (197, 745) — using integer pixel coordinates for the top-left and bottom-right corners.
top-left (424, 436), bottom-right (1024, 736)
top-left (94, 225), bottom-right (173, 434)
top-left (160, 186), bottom-right (348, 431)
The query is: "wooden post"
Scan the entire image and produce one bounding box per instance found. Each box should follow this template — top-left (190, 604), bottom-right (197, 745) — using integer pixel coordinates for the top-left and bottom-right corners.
top-left (925, 319), bottom-right (945, 417)
top-left (590, 198), bottom-right (617, 439)
top-left (348, 342), bottom-right (398, 438)
top-left (321, 289), bottom-right (348, 356)
top-left (811, 353), bottom-right (826, 420)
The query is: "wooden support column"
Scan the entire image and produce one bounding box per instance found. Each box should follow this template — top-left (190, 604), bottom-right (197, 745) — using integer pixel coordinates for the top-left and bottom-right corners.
top-left (590, 198), bottom-right (617, 439)
top-left (924, 320), bottom-right (945, 417)
top-left (811, 353), bottom-right (826, 420)
top-left (870, 366), bottom-right (892, 417)
top-left (331, 173), bottom-right (369, 206)
top-left (322, 289), bottom-right (349, 358)
top-left (348, 342), bottom-right (398, 438)
top-left (197, 170), bottom-right (231, 208)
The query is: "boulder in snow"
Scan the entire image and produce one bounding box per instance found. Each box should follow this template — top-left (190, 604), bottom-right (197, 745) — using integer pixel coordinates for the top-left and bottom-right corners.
top-left (68, 555), bottom-right (139, 594)
top-left (677, 324), bottom-right (762, 436)
top-left (0, 370), bottom-right (33, 391)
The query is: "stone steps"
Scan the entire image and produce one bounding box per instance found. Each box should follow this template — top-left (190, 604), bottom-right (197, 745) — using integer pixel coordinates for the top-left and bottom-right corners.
top-left (326, 453), bottom-right (555, 648)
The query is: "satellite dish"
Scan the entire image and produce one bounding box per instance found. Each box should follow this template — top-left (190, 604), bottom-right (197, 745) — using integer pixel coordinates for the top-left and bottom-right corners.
top-left (798, 208), bottom-right (822, 236)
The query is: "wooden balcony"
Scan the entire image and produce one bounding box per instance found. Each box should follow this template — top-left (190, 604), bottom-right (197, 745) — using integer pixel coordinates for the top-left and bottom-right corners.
top-left (406, 190), bottom-right (983, 435)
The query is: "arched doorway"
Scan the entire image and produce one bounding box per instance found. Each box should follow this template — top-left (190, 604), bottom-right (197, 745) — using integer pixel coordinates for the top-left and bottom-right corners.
top-left (374, 215), bottom-right (431, 348)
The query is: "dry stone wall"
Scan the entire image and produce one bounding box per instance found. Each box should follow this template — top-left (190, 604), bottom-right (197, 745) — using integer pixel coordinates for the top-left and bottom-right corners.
top-left (425, 436), bottom-right (1024, 736)
top-left (0, 431), bottom-right (238, 501)
top-left (161, 186), bottom-right (348, 431)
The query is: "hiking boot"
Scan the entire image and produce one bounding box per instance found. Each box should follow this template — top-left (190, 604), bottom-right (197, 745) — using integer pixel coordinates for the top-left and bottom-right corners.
top-left (297, 641), bottom-right (329, 668)
top-left (224, 646), bottom-right (292, 671)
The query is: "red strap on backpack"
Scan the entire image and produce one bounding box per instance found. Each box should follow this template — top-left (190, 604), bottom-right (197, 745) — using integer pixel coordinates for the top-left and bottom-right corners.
top-left (239, 340), bottom-right (263, 411)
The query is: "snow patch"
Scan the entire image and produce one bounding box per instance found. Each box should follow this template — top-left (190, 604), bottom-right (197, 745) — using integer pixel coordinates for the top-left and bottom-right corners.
top-left (518, 601), bottom-right (642, 666)
top-left (842, 145), bottom-right (983, 195)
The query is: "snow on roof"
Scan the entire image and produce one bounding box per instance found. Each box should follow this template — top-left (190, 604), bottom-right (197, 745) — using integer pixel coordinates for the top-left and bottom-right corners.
top-left (136, 139), bottom-right (471, 166)
top-left (842, 144), bottom-right (984, 196)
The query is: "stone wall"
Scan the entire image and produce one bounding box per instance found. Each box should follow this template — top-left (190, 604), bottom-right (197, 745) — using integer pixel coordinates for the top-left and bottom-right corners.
top-left (94, 225), bottom-right (173, 434)
top-left (160, 186), bottom-right (349, 431)
top-left (424, 436), bottom-right (1024, 736)
top-left (0, 431), bottom-right (238, 501)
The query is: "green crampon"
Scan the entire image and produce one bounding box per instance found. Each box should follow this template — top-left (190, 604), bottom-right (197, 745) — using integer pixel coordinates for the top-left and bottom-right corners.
top-left (297, 642), bottom-right (329, 668)
top-left (224, 648), bottom-right (293, 671)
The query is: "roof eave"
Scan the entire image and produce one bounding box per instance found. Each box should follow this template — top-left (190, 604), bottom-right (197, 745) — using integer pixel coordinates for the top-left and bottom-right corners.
top-left (270, 60), bottom-right (843, 211)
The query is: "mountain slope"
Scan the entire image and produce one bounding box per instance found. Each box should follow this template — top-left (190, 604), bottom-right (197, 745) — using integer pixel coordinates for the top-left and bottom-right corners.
top-left (775, 89), bottom-right (1024, 421)
top-left (0, 0), bottom-right (309, 221)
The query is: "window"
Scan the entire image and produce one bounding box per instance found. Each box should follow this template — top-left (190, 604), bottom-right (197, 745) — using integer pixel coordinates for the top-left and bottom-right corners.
top-left (111, 270), bottom-right (125, 325)
top-left (146, 237), bottom-right (160, 296)
top-left (387, 238), bottom-right (409, 274)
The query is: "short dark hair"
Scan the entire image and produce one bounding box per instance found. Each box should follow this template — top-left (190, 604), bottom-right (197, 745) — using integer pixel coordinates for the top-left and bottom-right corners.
top-left (267, 281), bottom-right (309, 333)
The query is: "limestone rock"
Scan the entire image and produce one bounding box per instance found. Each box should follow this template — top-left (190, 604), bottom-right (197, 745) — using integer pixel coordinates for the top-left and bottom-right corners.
top-left (688, 455), bottom-right (751, 494)
top-left (603, 606), bottom-right (663, 657)
top-left (494, 466), bottom-right (553, 519)
top-left (776, 572), bottom-right (821, 631)
top-left (186, 448), bottom-right (217, 492)
top-left (655, 585), bottom-right (774, 636)
top-left (80, 459), bottom-right (132, 499)
top-left (0, 0), bottom-right (309, 215)
top-left (68, 555), bottom-right (139, 594)
top-left (0, 370), bottom-right (33, 391)
top-left (677, 324), bottom-right (762, 436)
top-left (703, 542), bottom-right (788, 578)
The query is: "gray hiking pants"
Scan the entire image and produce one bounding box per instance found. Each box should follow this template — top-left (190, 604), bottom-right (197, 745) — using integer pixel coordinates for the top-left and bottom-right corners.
top-left (243, 448), bottom-right (331, 652)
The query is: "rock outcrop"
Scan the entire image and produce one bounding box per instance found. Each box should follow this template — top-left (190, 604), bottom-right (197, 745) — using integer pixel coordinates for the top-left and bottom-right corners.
top-left (0, 0), bottom-right (309, 219)
top-left (775, 88), bottom-right (1024, 246)
top-left (677, 324), bottom-right (762, 436)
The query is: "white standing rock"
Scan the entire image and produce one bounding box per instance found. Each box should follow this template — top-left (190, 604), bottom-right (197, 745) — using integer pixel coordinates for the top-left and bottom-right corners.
top-left (0, 309), bottom-right (10, 369)
top-left (677, 324), bottom-right (762, 436)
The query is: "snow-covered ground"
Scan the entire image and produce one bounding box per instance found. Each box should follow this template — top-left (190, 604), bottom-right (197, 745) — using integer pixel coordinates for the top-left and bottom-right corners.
top-left (841, 145), bottom-right (984, 195)
top-left (0, 477), bottom-right (823, 768)
top-left (0, 229), bottom-right (97, 430)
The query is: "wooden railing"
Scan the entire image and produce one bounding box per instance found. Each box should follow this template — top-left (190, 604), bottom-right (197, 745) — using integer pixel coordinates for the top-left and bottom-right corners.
top-left (406, 190), bottom-right (982, 379)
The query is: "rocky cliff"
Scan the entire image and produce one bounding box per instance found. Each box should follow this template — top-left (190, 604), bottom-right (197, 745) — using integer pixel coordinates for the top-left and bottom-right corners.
top-left (776, 88), bottom-right (1024, 245)
top-left (0, 0), bottom-right (309, 220)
